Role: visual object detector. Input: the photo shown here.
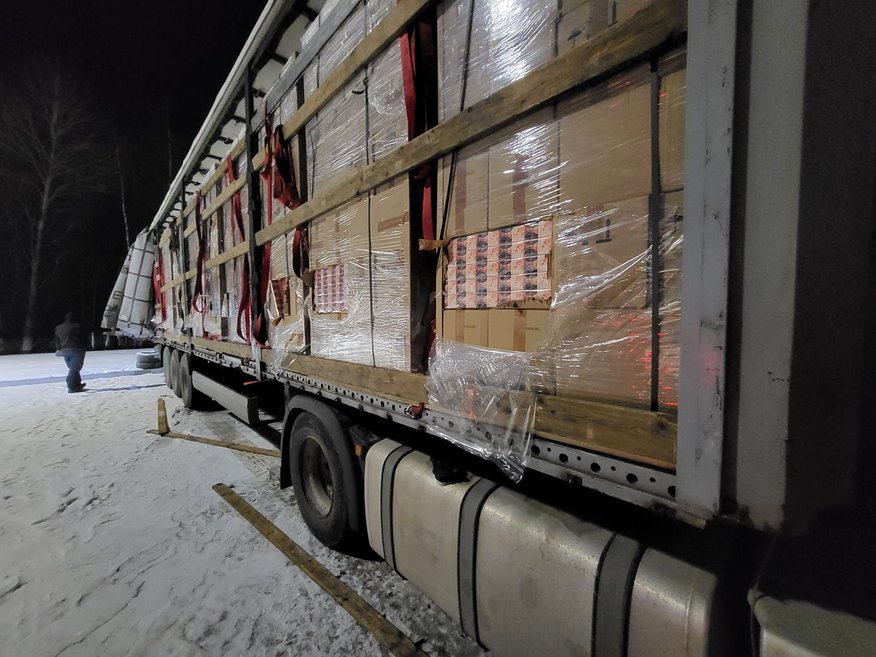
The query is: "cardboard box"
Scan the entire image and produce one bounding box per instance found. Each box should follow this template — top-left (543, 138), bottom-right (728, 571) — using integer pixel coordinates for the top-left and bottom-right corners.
top-left (487, 309), bottom-right (551, 352)
top-left (488, 109), bottom-right (560, 229)
top-left (437, 147), bottom-right (490, 238)
top-left (368, 46), bottom-right (407, 162)
top-left (442, 309), bottom-right (490, 348)
top-left (558, 1), bottom-right (654, 55)
top-left (553, 307), bottom-right (678, 409)
top-left (310, 197), bottom-right (373, 366)
top-left (554, 195), bottom-right (650, 308)
top-left (437, 0), bottom-right (557, 122)
top-left (371, 177), bottom-right (413, 371)
top-left (554, 309), bottom-right (652, 406)
top-left (659, 67), bottom-right (686, 192)
top-left (558, 71), bottom-right (652, 211)
top-left (310, 198), bottom-right (369, 268)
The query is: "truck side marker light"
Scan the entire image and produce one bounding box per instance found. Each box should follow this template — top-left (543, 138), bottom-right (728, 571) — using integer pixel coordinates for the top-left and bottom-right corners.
top-left (213, 483), bottom-right (429, 657)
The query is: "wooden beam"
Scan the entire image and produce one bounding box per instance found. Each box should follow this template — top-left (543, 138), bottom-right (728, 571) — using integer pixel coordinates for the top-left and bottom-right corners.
top-left (182, 176), bottom-right (248, 239)
top-left (205, 241), bottom-right (249, 270)
top-left (181, 140), bottom-right (247, 218)
top-left (279, 0), bottom-right (434, 144)
top-left (256, 0), bottom-right (686, 246)
top-left (191, 336), bottom-right (253, 359)
top-left (161, 240), bottom-right (250, 291)
top-left (280, 353), bottom-right (429, 404)
top-left (431, 389), bottom-right (676, 470)
top-left (533, 395), bottom-right (676, 469)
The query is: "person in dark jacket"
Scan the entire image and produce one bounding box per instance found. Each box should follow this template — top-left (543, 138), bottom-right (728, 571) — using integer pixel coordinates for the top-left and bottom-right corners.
top-left (55, 312), bottom-right (87, 393)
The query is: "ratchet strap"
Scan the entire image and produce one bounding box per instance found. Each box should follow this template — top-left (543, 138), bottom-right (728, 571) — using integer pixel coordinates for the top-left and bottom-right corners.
top-left (255, 106), bottom-right (304, 346)
top-left (225, 154), bottom-right (252, 343)
top-left (400, 5), bottom-right (438, 242)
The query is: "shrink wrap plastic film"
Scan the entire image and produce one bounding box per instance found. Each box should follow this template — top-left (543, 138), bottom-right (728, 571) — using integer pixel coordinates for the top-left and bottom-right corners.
top-left (297, 0), bottom-right (403, 196)
top-left (223, 152), bottom-right (251, 344)
top-left (309, 199), bottom-right (374, 366)
top-left (427, 341), bottom-right (534, 481)
top-left (427, 4), bottom-right (685, 476)
top-left (306, 177), bottom-right (412, 371)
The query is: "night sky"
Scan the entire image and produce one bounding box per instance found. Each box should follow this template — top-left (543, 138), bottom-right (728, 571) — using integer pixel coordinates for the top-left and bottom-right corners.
top-left (0, 1), bottom-right (266, 348)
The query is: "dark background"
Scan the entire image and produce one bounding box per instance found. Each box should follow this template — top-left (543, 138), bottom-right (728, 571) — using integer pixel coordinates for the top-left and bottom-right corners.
top-left (0, 1), bottom-right (265, 350)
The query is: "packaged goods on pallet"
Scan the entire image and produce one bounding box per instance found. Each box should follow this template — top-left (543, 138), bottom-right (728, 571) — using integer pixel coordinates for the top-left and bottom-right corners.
top-left (264, 0), bottom-right (419, 372)
top-left (426, 0), bottom-right (686, 475)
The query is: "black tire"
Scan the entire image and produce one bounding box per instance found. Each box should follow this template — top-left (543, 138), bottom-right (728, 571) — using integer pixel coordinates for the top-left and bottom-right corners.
top-left (179, 353), bottom-right (204, 409)
top-left (288, 412), bottom-right (359, 548)
top-left (170, 350), bottom-right (183, 398)
top-left (163, 347), bottom-right (173, 388)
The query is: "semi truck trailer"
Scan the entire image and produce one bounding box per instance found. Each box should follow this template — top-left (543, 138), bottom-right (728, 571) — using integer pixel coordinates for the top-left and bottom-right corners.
top-left (111, 0), bottom-right (876, 654)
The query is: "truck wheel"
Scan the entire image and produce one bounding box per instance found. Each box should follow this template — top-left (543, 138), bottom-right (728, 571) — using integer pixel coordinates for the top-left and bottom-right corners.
top-left (163, 346), bottom-right (173, 389)
top-left (170, 350), bottom-right (183, 398)
top-left (179, 354), bottom-right (204, 409)
top-left (288, 412), bottom-right (358, 548)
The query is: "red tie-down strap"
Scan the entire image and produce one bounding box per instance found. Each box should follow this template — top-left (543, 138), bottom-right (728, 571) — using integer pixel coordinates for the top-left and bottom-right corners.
top-left (254, 105), bottom-right (304, 346)
top-left (152, 255), bottom-right (166, 323)
top-left (191, 191), bottom-right (208, 313)
top-left (399, 5), bottom-right (438, 242)
top-left (225, 155), bottom-right (252, 343)
top-left (291, 225), bottom-right (309, 280)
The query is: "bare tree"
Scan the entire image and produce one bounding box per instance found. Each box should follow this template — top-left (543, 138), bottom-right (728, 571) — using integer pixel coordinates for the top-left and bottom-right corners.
top-left (0, 63), bottom-right (111, 351)
top-left (115, 137), bottom-right (131, 247)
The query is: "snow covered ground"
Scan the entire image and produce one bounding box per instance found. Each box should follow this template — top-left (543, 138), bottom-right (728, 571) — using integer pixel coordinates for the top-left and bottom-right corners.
top-left (0, 351), bottom-right (486, 657)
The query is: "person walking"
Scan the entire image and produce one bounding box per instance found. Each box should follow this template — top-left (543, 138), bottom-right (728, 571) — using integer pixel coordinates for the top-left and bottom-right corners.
top-left (55, 312), bottom-right (87, 393)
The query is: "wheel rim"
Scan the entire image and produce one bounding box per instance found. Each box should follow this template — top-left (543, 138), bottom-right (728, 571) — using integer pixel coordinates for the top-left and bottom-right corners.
top-left (300, 435), bottom-right (334, 518)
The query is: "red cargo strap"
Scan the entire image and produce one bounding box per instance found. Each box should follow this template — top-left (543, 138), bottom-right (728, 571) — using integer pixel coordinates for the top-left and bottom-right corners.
top-left (225, 155), bottom-right (252, 343)
top-left (399, 15), bottom-right (437, 242)
top-left (153, 255), bottom-right (166, 322)
top-left (291, 225), bottom-right (309, 280)
top-left (254, 106), bottom-right (304, 346)
top-left (191, 191), bottom-right (207, 313)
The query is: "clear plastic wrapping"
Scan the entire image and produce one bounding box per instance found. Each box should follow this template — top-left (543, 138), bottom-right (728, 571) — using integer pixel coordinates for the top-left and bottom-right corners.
top-left (309, 197), bottom-right (374, 366)
top-left (368, 45), bottom-right (408, 161)
top-left (266, 229), bottom-right (307, 368)
top-left (429, 48), bottom-right (686, 473)
top-left (307, 79), bottom-right (368, 197)
top-left (437, 0), bottom-right (558, 122)
top-left (426, 340), bottom-right (535, 481)
top-left (370, 177), bottom-right (412, 371)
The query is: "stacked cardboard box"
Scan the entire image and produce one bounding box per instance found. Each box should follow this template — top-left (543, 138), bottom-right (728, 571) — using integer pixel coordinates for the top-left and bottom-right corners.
top-left (433, 0), bottom-right (686, 409)
top-left (370, 178), bottom-right (413, 370)
top-left (308, 198), bottom-right (372, 365)
top-left (557, 0), bottom-right (654, 55)
top-left (306, 177), bottom-right (413, 371)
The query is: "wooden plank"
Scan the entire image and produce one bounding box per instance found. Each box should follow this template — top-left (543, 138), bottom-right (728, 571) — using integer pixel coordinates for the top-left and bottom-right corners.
top-left (161, 274), bottom-right (185, 293)
top-left (256, 0), bottom-right (686, 246)
top-left (206, 240), bottom-right (249, 270)
top-left (213, 484), bottom-right (429, 657)
top-left (281, 353), bottom-right (428, 405)
top-left (162, 240), bottom-right (249, 291)
top-left (278, 0), bottom-right (435, 145)
top-left (191, 335), bottom-right (252, 360)
top-left (181, 141), bottom-right (247, 218)
top-left (148, 429), bottom-right (281, 458)
top-left (430, 391), bottom-right (676, 470)
top-left (534, 395), bottom-right (676, 469)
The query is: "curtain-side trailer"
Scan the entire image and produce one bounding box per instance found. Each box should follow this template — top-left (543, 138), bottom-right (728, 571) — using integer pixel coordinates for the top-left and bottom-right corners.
top-left (118, 0), bottom-right (876, 654)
